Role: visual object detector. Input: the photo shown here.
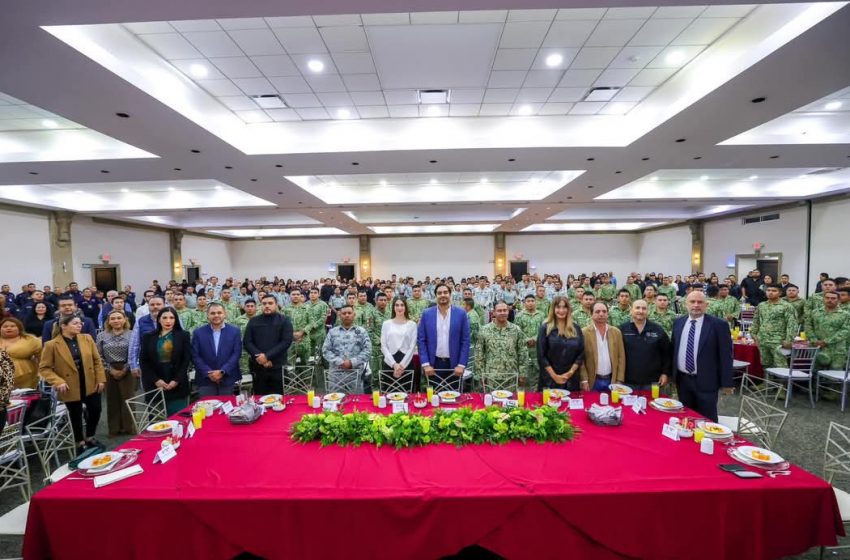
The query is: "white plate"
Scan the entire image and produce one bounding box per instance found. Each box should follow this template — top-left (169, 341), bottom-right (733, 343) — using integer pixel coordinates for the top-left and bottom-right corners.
top-left (653, 398), bottom-right (683, 410)
top-left (78, 451), bottom-right (123, 471)
top-left (387, 392), bottom-right (407, 402)
top-left (324, 392), bottom-right (345, 402)
top-left (549, 389), bottom-right (570, 399)
top-left (438, 391), bottom-right (460, 401)
top-left (608, 384), bottom-right (632, 395)
top-left (198, 400), bottom-right (222, 409)
top-left (737, 445), bottom-right (785, 465)
top-left (260, 394), bottom-right (283, 406)
top-left (700, 422), bottom-right (732, 437)
top-left (491, 390), bottom-right (513, 400)
top-left (146, 420), bottom-right (179, 433)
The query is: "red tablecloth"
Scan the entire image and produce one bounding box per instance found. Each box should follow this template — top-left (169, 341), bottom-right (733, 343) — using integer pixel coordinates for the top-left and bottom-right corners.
top-left (24, 393), bottom-right (842, 560)
top-left (734, 342), bottom-right (764, 377)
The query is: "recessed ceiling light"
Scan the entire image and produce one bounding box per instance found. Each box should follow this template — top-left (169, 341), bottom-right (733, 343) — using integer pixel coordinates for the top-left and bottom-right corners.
top-left (173, 167), bottom-right (181, 171)
top-left (379, 179), bottom-right (387, 186)
top-left (100, 170), bottom-right (110, 174)
top-left (545, 53), bottom-right (563, 67)
top-left (700, 175), bottom-right (709, 180)
top-left (41, 119), bottom-right (58, 128)
top-left (426, 105), bottom-right (441, 117)
top-left (214, 185), bottom-right (223, 190)
top-left (517, 105), bottom-right (533, 116)
top-left (120, 188), bottom-right (129, 193)
top-left (650, 176), bottom-right (658, 181)
top-left (191, 149), bottom-right (200, 154)
top-left (675, 138), bottom-right (686, 143)
top-left (307, 59), bottom-right (324, 73)
top-left (115, 112), bottom-right (130, 118)
top-left (189, 63), bottom-right (208, 78)
top-left (825, 101), bottom-right (843, 110)
top-left (429, 179), bottom-right (438, 184)
top-left (336, 108), bottom-right (351, 119)
top-left (751, 97), bottom-right (766, 104)
top-left (28, 171), bottom-right (38, 175)
top-left (429, 160), bottom-right (438, 163)
top-left (168, 187), bottom-right (175, 192)
top-left (665, 51), bottom-right (686, 65)
top-left (641, 157), bottom-right (650, 161)
top-left (74, 190), bottom-right (83, 194)
top-left (749, 175), bottom-right (758, 180)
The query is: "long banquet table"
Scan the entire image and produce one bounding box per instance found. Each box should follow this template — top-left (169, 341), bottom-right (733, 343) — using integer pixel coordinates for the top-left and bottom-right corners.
top-left (24, 393), bottom-right (843, 560)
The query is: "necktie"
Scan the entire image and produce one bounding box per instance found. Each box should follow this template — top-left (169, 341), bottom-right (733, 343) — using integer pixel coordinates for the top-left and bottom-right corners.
top-left (685, 319), bottom-right (696, 374)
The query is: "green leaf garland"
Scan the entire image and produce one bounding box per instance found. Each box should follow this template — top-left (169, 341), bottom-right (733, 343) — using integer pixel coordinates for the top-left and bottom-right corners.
top-left (290, 406), bottom-right (578, 448)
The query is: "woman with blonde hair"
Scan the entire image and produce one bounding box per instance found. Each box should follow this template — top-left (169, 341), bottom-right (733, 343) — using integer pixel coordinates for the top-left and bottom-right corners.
top-left (96, 309), bottom-right (136, 436)
top-left (536, 295), bottom-right (585, 391)
top-left (0, 317), bottom-right (42, 389)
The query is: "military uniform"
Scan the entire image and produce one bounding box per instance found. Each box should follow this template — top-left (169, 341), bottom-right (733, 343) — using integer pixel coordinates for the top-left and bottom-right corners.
top-left (573, 308), bottom-right (592, 329)
top-left (535, 296), bottom-right (550, 318)
top-left (189, 308), bottom-right (209, 333)
top-left (608, 305), bottom-right (631, 328)
top-left (648, 308), bottom-right (677, 338)
top-left (321, 325), bottom-right (371, 393)
top-left (751, 300), bottom-right (798, 369)
top-left (232, 313), bottom-right (256, 378)
top-left (513, 309), bottom-right (545, 389)
top-left (474, 322), bottom-right (528, 383)
top-left (368, 305), bottom-right (391, 375)
top-left (598, 284), bottom-right (616, 304)
top-left (176, 307), bottom-right (200, 332)
top-left (220, 300), bottom-right (241, 322)
top-left (783, 296), bottom-right (806, 328)
top-left (657, 284), bottom-right (677, 301)
top-left (407, 297), bottom-right (430, 323)
top-left (284, 304), bottom-right (313, 366)
top-left (624, 283), bottom-right (642, 302)
top-left (473, 287), bottom-right (495, 323)
top-left (306, 299), bottom-right (330, 358)
top-left (805, 308), bottom-right (850, 369)
top-left (804, 292), bottom-right (826, 324)
top-left (712, 296), bottom-right (740, 326)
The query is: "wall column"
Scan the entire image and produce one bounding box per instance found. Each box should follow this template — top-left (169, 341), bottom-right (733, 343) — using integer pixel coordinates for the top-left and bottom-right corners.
top-left (494, 233), bottom-right (507, 278)
top-left (689, 220), bottom-right (704, 274)
top-left (359, 235), bottom-right (371, 280)
top-left (49, 211), bottom-right (74, 288)
top-left (170, 229), bottom-right (184, 282)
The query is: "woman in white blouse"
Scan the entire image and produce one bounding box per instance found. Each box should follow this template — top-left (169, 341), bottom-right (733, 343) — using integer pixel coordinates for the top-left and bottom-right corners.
top-left (380, 298), bottom-right (417, 387)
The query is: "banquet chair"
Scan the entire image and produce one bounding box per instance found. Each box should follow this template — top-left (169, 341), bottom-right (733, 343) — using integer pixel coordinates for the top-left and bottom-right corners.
top-left (22, 392), bottom-right (58, 460)
top-left (25, 408), bottom-right (77, 480)
top-left (731, 360), bottom-right (750, 384)
top-left (238, 373), bottom-right (253, 396)
top-left (820, 421), bottom-right (850, 559)
top-left (739, 306), bottom-right (755, 333)
top-left (480, 371), bottom-right (520, 394)
top-left (424, 370), bottom-right (465, 394)
top-left (125, 388), bottom-right (168, 432)
top-left (284, 365), bottom-right (315, 395)
top-left (815, 352), bottom-right (850, 412)
top-left (765, 345), bottom-right (819, 408)
top-left (718, 374), bottom-right (784, 433)
top-left (0, 406), bottom-right (32, 502)
top-left (375, 369), bottom-right (415, 394)
top-left (323, 366), bottom-right (366, 394)
top-left (734, 396), bottom-right (788, 450)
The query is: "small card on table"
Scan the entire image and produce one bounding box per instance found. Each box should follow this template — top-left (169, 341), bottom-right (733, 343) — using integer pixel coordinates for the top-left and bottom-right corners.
top-left (221, 401), bottom-right (234, 415)
top-left (155, 444), bottom-right (177, 464)
top-left (391, 402), bottom-right (408, 414)
top-left (322, 400), bottom-right (338, 412)
top-left (623, 395), bottom-right (637, 406)
top-left (187, 422), bottom-right (195, 438)
top-left (662, 423), bottom-right (681, 441)
top-left (569, 398), bottom-right (584, 410)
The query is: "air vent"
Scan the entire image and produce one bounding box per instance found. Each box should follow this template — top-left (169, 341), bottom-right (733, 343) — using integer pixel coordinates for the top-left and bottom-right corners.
top-left (418, 89), bottom-right (450, 104)
top-left (742, 212), bottom-right (780, 225)
top-left (251, 94), bottom-right (286, 109)
top-left (583, 87), bottom-right (621, 102)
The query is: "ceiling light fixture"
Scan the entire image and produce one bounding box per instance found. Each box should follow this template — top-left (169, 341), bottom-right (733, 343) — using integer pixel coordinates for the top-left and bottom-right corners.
top-left (379, 179), bottom-right (387, 186)
top-left (189, 63), bottom-right (208, 78)
top-left (749, 175), bottom-right (758, 180)
top-left (481, 178), bottom-right (488, 184)
top-left (700, 175), bottom-right (709, 180)
top-left (214, 185), bottom-right (223, 190)
top-left (665, 51), bottom-right (686, 65)
top-left (650, 176), bottom-right (659, 181)
top-left (307, 59), bottom-right (324, 73)
top-left (517, 105), bottom-right (533, 116)
top-left (120, 188), bottom-right (129, 193)
top-left (429, 179), bottom-right (438, 184)
top-left (41, 119), bottom-right (58, 128)
top-left (545, 53), bottom-right (563, 67)
top-left (825, 101), bottom-right (843, 110)
top-left (337, 108), bottom-right (351, 119)
top-left (426, 105), bottom-right (441, 117)
top-left (167, 187), bottom-right (175, 191)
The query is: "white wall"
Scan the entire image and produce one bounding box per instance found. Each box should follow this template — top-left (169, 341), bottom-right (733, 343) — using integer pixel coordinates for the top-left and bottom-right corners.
top-left (230, 237), bottom-right (360, 280)
top-left (0, 208), bottom-right (52, 289)
top-left (703, 205), bottom-right (808, 286)
top-left (810, 196), bottom-right (850, 290)
top-left (71, 217), bottom-right (171, 293)
top-left (371, 235), bottom-right (492, 279)
top-left (637, 226), bottom-right (692, 275)
top-left (182, 235), bottom-right (232, 280)
top-left (505, 233), bottom-right (637, 280)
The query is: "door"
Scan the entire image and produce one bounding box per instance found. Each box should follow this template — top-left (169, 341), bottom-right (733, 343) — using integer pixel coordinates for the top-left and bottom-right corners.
top-left (509, 261), bottom-right (528, 280)
top-left (337, 264), bottom-right (355, 281)
top-left (756, 258), bottom-right (780, 282)
top-left (186, 266), bottom-right (201, 285)
top-left (92, 266), bottom-right (119, 292)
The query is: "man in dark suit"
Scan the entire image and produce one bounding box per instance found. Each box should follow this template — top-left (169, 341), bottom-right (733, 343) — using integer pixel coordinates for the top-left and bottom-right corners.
top-left (243, 295), bottom-right (293, 395)
top-left (417, 283), bottom-right (470, 391)
top-left (671, 291), bottom-right (734, 422)
top-left (191, 303), bottom-right (242, 397)
top-left (42, 295), bottom-right (97, 343)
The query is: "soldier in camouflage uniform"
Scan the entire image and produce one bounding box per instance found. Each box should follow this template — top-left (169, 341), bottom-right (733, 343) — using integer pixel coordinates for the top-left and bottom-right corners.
top-left (322, 304), bottom-right (371, 393)
top-left (657, 277), bottom-right (677, 301)
top-left (648, 293), bottom-right (677, 338)
top-left (218, 288), bottom-right (242, 322)
top-left (837, 287), bottom-right (850, 314)
top-left (306, 288), bottom-right (330, 359)
top-left (513, 295), bottom-right (545, 390)
top-left (353, 290), bottom-right (375, 329)
top-left (232, 299), bottom-right (259, 378)
top-left (283, 289), bottom-right (312, 366)
top-left (172, 293), bottom-right (200, 332)
top-left (608, 289), bottom-right (632, 328)
top-left (714, 285), bottom-right (740, 327)
top-left (572, 292), bottom-right (595, 329)
top-left (624, 276), bottom-right (642, 302)
top-left (569, 286), bottom-right (586, 312)
top-left (597, 274), bottom-right (616, 305)
top-left (782, 284), bottom-right (806, 328)
top-left (643, 285), bottom-right (658, 314)
top-left (804, 278), bottom-right (836, 324)
top-left (368, 293), bottom-right (391, 378)
top-left (475, 302), bottom-right (527, 388)
top-left (751, 285), bottom-right (798, 369)
top-left (534, 284), bottom-right (551, 318)
top-left (805, 291), bottom-right (850, 370)
top-left (406, 285), bottom-right (430, 323)
top-left (189, 295), bottom-right (209, 333)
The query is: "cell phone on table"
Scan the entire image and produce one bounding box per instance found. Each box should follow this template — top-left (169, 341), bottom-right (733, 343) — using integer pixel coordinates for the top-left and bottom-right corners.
top-left (177, 411), bottom-right (193, 417)
top-left (719, 464), bottom-right (763, 478)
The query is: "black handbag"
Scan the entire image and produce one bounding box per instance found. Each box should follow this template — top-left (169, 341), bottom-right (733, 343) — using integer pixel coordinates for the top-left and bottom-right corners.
top-left (23, 392), bottom-right (53, 427)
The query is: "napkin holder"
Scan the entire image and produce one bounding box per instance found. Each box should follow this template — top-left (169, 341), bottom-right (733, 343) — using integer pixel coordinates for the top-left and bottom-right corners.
top-left (586, 403), bottom-right (623, 427)
top-left (227, 401), bottom-right (263, 425)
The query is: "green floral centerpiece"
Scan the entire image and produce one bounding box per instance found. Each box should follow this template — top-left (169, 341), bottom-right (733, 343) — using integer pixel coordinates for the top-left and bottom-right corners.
top-left (290, 406), bottom-right (578, 448)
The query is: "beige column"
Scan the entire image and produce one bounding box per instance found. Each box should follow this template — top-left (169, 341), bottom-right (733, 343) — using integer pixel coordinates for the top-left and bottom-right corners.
top-left (494, 233), bottom-right (507, 277)
top-left (48, 211), bottom-right (74, 288)
top-left (170, 230), bottom-right (184, 282)
top-left (689, 220), bottom-right (704, 274)
top-left (359, 235), bottom-right (371, 280)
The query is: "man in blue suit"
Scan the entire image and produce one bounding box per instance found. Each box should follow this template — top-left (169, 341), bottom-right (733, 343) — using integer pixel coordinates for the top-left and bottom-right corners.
top-left (191, 302), bottom-right (242, 397)
top-left (670, 291), bottom-right (734, 422)
top-left (417, 283), bottom-right (470, 391)
top-left (42, 295), bottom-right (97, 343)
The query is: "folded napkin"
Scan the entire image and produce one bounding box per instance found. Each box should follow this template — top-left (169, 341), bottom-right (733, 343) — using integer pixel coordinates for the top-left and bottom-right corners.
top-left (94, 464), bottom-right (144, 488)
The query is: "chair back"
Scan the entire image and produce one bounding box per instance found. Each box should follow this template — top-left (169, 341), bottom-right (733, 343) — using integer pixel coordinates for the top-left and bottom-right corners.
top-left (740, 373), bottom-right (784, 404)
top-left (480, 371), bottom-right (521, 394)
top-left (323, 366), bottom-right (366, 395)
top-left (3, 403), bottom-right (28, 437)
top-left (283, 365), bottom-right (315, 395)
top-left (125, 388), bottom-right (168, 432)
top-left (824, 421), bottom-right (850, 485)
top-left (736, 395), bottom-right (788, 450)
top-left (424, 370), bottom-right (464, 394)
top-left (375, 369), bottom-right (415, 394)
top-left (789, 346), bottom-right (818, 375)
top-left (0, 411), bottom-right (31, 501)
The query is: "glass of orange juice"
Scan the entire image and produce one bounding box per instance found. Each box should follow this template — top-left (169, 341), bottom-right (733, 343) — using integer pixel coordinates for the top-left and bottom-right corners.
top-left (307, 389), bottom-right (315, 406)
top-left (611, 390), bottom-right (620, 404)
top-left (651, 383), bottom-right (660, 399)
top-left (426, 385), bottom-right (434, 401)
top-left (372, 390), bottom-right (380, 407)
top-left (517, 390), bottom-right (525, 407)
top-left (542, 388), bottom-right (550, 406)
